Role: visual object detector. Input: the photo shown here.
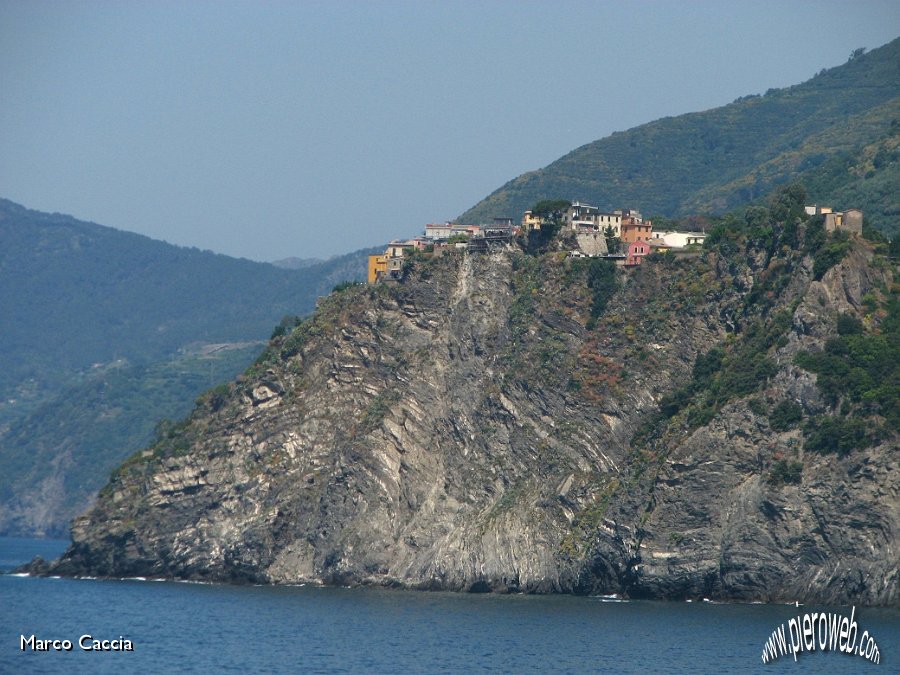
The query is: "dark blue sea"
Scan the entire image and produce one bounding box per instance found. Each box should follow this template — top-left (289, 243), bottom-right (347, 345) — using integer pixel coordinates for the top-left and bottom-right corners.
top-left (1, 537), bottom-right (897, 673)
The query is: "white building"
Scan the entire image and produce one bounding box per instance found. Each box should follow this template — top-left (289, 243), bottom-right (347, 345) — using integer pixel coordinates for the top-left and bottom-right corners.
top-left (653, 231), bottom-right (707, 248)
top-left (564, 202), bottom-right (622, 235)
top-left (424, 223), bottom-right (455, 240)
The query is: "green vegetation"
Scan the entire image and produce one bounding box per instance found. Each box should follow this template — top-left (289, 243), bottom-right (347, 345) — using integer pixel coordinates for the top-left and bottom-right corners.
top-left (794, 327), bottom-right (897, 417)
top-left (803, 416), bottom-right (874, 456)
top-left (656, 311), bottom-right (790, 428)
top-left (530, 199), bottom-right (571, 217)
top-left (459, 39), bottom-right (900, 239)
top-left (603, 225), bottom-right (621, 254)
top-left (626, 183), bottom-right (895, 463)
top-left (703, 182), bottom-right (854, 293)
top-left (794, 294), bottom-right (899, 437)
top-left (769, 400), bottom-right (803, 431)
top-left (332, 280), bottom-right (364, 293)
top-left (360, 389), bottom-right (401, 432)
top-left (586, 258), bottom-right (618, 321)
top-left (813, 232), bottom-right (852, 280)
top-left (703, 182), bottom-right (807, 268)
top-left (0, 198), bottom-right (378, 428)
top-left (768, 459), bottom-right (803, 485)
top-left (800, 119), bottom-right (900, 239)
top-left (803, 218), bottom-right (852, 280)
top-left (837, 312), bottom-right (864, 336)
top-left (626, 193), bottom-right (809, 447)
top-left (0, 197), bottom-right (383, 535)
top-left (525, 199), bottom-right (570, 253)
top-left (748, 398), bottom-right (768, 416)
top-left (0, 344), bottom-right (261, 536)
top-left (270, 315), bottom-right (303, 339)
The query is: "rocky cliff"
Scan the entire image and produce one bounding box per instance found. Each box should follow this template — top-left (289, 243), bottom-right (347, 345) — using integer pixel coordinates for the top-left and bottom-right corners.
top-left (44, 213), bottom-right (898, 605)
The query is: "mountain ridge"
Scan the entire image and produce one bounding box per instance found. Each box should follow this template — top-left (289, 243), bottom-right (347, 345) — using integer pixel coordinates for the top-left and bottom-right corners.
top-left (458, 38), bottom-right (900, 236)
top-left (0, 197), bottom-right (379, 536)
top-left (0, 196), bottom-right (377, 407)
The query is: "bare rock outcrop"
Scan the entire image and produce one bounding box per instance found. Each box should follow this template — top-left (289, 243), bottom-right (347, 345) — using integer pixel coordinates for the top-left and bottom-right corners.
top-left (43, 240), bottom-right (898, 605)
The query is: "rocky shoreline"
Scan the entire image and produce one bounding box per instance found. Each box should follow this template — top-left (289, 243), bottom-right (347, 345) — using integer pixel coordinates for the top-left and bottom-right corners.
top-left (29, 238), bottom-right (897, 607)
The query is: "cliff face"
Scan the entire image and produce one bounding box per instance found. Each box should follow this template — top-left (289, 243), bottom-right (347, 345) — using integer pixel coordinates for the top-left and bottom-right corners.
top-left (612, 245), bottom-right (899, 606)
top-left (49, 233), bottom-right (898, 605)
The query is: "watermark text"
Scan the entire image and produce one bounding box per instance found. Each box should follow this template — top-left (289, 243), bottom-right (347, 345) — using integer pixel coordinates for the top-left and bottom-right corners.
top-left (761, 606), bottom-right (880, 664)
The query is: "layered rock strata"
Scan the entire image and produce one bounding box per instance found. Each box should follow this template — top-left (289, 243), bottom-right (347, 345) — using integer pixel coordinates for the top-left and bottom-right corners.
top-left (46, 242), bottom-right (897, 605)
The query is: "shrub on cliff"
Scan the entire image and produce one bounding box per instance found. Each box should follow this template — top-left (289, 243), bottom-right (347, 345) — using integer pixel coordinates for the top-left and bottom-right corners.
top-left (768, 459), bottom-right (803, 485)
top-left (769, 400), bottom-right (803, 431)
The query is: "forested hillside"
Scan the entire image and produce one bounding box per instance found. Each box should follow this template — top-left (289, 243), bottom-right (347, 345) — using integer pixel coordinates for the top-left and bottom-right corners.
top-left (0, 198), bottom-right (375, 424)
top-left (0, 198), bottom-right (377, 535)
top-left (0, 344), bottom-right (262, 537)
top-left (460, 39), bottom-right (899, 237)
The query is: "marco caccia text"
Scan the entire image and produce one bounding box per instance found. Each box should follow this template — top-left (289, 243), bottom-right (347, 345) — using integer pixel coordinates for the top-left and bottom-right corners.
top-left (21, 634), bottom-right (134, 652)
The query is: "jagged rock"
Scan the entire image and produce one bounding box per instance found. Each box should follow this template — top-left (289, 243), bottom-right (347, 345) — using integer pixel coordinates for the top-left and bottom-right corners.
top-left (14, 555), bottom-right (51, 576)
top-left (47, 242), bottom-right (898, 605)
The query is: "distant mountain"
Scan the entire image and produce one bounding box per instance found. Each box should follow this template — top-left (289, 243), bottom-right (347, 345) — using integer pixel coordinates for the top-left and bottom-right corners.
top-left (459, 38), bottom-right (900, 237)
top-left (0, 198), bottom-right (377, 423)
top-left (0, 343), bottom-right (263, 537)
top-left (0, 198), bottom-right (380, 535)
top-left (271, 256), bottom-right (324, 270)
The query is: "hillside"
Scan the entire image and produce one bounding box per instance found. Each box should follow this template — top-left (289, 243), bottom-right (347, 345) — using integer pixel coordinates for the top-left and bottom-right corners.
top-left (43, 190), bottom-right (898, 605)
top-left (0, 198), bottom-right (375, 421)
top-left (459, 38), bottom-right (900, 237)
top-left (0, 198), bottom-right (379, 536)
top-left (0, 343), bottom-right (262, 537)
top-left (799, 120), bottom-right (900, 235)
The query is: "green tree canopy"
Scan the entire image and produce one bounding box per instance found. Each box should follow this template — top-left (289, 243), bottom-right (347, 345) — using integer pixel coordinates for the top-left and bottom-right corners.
top-left (530, 199), bottom-right (571, 223)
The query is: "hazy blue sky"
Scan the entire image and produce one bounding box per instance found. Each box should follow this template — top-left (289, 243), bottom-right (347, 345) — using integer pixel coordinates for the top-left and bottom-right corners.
top-left (2, 1), bottom-right (898, 262)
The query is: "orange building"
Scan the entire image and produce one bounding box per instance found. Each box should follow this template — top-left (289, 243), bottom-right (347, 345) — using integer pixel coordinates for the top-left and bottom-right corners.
top-left (620, 217), bottom-right (653, 244)
top-left (367, 254), bottom-right (388, 283)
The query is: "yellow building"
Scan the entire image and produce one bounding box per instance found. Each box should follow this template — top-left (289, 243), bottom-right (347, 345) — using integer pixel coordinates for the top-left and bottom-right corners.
top-left (522, 210), bottom-right (543, 231)
top-left (368, 254), bottom-right (388, 284)
top-left (646, 237), bottom-right (670, 253)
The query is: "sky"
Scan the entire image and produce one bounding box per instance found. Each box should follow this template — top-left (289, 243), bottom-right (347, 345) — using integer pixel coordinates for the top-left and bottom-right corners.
top-left (1, 1), bottom-right (898, 263)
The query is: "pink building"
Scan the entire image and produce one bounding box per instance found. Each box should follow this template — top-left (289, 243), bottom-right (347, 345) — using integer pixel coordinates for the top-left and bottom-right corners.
top-left (625, 241), bottom-right (650, 266)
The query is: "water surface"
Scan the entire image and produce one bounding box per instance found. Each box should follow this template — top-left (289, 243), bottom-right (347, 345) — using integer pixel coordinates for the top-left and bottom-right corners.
top-left (2, 537), bottom-right (896, 673)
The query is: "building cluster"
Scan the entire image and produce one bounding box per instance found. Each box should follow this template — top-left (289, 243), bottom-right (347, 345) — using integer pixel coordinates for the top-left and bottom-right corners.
top-left (525, 201), bottom-right (707, 267)
top-left (367, 200), bottom-right (862, 283)
top-left (804, 205), bottom-right (864, 235)
top-left (368, 218), bottom-right (519, 283)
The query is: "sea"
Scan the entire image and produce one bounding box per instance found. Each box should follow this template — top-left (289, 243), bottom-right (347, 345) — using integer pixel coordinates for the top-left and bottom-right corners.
top-left (1, 537), bottom-right (897, 674)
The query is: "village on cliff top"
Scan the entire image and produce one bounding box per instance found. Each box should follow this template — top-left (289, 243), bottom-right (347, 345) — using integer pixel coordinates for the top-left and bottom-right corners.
top-left (367, 201), bottom-right (863, 283)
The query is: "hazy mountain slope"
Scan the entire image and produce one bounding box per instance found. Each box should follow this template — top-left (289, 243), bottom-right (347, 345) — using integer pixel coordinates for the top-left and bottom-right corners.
top-left (271, 257), bottom-right (324, 270)
top-left (45, 195), bottom-right (898, 605)
top-left (0, 344), bottom-right (262, 537)
top-left (459, 39), bottom-right (899, 230)
top-left (0, 198), bottom-right (379, 536)
top-left (0, 198), bottom-right (375, 424)
top-left (800, 120), bottom-right (900, 238)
